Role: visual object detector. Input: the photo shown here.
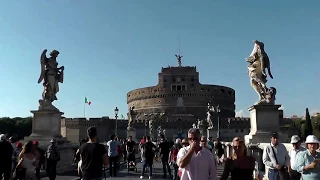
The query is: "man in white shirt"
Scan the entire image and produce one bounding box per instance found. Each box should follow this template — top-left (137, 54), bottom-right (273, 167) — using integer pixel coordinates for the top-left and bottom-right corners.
top-left (177, 128), bottom-right (217, 180)
top-left (288, 135), bottom-right (305, 180)
top-left (262, 132), bottom-right (290, 180)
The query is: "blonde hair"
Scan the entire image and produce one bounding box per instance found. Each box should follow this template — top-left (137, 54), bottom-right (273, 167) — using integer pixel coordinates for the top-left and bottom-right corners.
top-left (232, 138), bottom-right (247, 160)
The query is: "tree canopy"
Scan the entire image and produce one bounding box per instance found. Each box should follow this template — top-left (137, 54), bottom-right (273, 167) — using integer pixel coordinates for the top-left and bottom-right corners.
top-left (0, 117), bottom-right (32, 140)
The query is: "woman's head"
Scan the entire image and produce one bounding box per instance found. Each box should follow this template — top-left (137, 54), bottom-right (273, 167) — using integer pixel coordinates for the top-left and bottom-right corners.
top-left (200, 136), bottom-right (207, 147)
top-left (305, 135), bottom-right (320, 152)
top-left (232, 137), bottom-right (247, 159)
top-left (21, 141), bottom-right (34, 154)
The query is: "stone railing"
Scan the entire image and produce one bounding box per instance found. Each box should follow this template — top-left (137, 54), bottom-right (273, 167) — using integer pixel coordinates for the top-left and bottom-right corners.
top-left (222, 142), bottom-right (298, 180)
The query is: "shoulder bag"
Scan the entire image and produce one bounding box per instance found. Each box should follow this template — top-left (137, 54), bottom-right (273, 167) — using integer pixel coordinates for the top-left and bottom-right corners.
top-left (270, 145), bottom-right (290, 180)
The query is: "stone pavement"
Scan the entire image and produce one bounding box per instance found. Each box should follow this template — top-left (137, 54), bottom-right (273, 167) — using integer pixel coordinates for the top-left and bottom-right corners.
top-left (41, 161), bottom-right (226, 180)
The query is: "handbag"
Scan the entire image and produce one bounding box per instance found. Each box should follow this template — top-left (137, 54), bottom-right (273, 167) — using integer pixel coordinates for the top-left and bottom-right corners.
top-left (270, 145), bottom-right (290, 180)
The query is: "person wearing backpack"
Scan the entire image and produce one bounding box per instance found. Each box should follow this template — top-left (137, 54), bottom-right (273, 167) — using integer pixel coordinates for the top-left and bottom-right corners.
top-left (45, 139), bottom-right (60, 180)
top-left (140, 136), bottom-right (156, 179)
top-left (170, 138), bottom-right (182, 180)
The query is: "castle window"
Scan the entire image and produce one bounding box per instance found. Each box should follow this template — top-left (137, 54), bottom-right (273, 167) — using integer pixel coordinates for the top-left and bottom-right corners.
top-left (220, 89), bottom-right (225, 93)
top-left (171, 84), bottom-right (187, 91)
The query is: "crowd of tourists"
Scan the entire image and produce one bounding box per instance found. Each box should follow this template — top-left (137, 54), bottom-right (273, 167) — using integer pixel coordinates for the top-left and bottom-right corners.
top-left (262, 132), bottom-right (320, 180)
top-left (0, 134), bottom-right (60, 180)
top-left (2, 127), bottom-right (320, 180)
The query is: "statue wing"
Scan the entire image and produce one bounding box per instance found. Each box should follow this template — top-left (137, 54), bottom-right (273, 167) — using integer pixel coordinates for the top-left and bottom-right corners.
top-left (37, 50), bottom-right (47, 83)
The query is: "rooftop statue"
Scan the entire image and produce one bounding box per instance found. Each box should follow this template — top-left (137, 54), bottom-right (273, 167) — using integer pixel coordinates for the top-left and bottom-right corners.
top-left (38, 49), bottom-right (64, 111)
top-left (246, 40), bottom-right (277, 105)
top-left (175, 54), bottom-right (183, 67)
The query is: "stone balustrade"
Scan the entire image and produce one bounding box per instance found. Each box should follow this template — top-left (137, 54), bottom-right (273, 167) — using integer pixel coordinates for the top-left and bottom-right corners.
top-left (222, 142), bottom-right (300, 180)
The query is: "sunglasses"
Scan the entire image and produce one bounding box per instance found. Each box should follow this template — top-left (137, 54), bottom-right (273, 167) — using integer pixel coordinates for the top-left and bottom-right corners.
top-left (188, 137), bottom-right (198, 141)
top-left (200, 140), bottom-right (206, 142)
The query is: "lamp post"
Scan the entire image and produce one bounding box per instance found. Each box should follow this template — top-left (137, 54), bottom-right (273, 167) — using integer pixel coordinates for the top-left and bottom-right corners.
top-left (114, 107), bottom-right (119, 136)
top-left (215, 105), bottom-right (221, 139)
top-left (144, 119), bottom-right (148, 136)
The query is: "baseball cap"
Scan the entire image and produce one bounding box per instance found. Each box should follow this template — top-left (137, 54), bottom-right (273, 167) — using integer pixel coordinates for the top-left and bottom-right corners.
top-left (290, 135), bottom-right (300, 144)
top-left (33, 141), bottom-right (39, 145)
top-left (270, 132), bottom-right (278, 138)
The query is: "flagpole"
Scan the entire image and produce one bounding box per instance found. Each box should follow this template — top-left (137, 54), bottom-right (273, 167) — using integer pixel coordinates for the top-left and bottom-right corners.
top-left (84, 102), bottom-right (86, 118)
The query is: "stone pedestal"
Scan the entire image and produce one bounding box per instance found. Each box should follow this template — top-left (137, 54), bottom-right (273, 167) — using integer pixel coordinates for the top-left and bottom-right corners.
top-left (245, 104), bottom-right (282, 144)
top-left (25, 109), bottom-right (65, 146)
top-left (207, 129), bottom-right (218, 139)
top-left (127, 129), bottom-right (137, 141)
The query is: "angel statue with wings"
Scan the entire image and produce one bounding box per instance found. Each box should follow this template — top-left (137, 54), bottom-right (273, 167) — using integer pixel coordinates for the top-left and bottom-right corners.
top-left (37, 49), bottom-right (64, 111)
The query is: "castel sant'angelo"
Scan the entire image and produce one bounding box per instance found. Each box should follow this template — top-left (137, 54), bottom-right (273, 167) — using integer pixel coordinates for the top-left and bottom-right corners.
top-left (62, 55), bottom-right (252, 143)
top-left (62, 55), bottom-right (292, 143)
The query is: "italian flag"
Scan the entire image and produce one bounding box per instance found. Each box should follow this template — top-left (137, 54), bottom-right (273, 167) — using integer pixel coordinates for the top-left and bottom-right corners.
top-left (85, 97), bottom-right (91, 105)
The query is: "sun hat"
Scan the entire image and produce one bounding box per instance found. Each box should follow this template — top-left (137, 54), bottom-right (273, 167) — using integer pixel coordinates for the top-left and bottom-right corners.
top-left (290, 135), bottom-right (300, 144)
top-left (305, 135), bottom-right (320, 144)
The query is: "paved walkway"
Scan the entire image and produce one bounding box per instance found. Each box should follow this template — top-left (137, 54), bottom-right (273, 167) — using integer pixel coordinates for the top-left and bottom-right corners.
top-left (41, 161), bottom-right (226, 180)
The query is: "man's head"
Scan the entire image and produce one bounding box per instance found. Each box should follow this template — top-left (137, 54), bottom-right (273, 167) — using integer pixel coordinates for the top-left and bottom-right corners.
top-left (110, 134), bottom-right (116, 141)
top-left (187, 128), bottom-right (200, 145)
top-left (50, 139), bottom-right (56, 146)
top-left (9, 137), bottom-right (16, 143)
top-left (290, 135), bottom-right (301, 149)
top-left (87, 127), bottom-right (98, 141)
top-left (146, 136), bottom-right (151, 142)
top-left (160, 134), bottom-right (165, 142)
top-left (270, 132), bottom-right (279, 145)
top-left (181, 138), bottom-right (189, 147)
top-left (0, 134), bottom-right (6, 141)
top-left (200, 136), bottom-right (207, 147)
top-left (128, 136), bottom-right (132, 141)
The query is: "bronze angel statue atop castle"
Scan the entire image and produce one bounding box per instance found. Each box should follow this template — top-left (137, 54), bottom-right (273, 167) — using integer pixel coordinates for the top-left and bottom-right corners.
top-left (37, 49), bottom-right (64, 110)
top-left (246, 40), bottom-right (276, 105)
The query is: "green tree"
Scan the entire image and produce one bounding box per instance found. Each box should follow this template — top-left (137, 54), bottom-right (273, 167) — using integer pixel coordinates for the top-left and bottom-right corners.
top-left (304, 108), bottom-right (313, 139)
top-left (312, 115), bottom-right (320, 138)
top-left (0, 117), bottom-right (32, 140)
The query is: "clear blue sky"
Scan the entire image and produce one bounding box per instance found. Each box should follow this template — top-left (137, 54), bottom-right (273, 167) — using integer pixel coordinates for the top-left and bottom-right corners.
top-left (0, 0), bottom-right (319, 118)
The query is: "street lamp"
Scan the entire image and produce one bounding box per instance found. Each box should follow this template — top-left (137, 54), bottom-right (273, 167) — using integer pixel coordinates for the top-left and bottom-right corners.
top-left (214, 105), bottom-right (221, 139)
top-left (114, 107), bottom-right (119, 135)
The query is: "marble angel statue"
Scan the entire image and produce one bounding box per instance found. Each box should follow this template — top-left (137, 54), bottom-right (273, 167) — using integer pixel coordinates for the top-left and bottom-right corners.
top-left (38, 49), bottom-right (64, 111)
top-left (246, 40), bottom-right (276, 105)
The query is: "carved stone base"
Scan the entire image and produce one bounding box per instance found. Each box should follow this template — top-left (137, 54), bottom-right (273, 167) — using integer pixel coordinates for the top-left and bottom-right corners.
top-left (127, 129), bottom-right (137, 141)
top-left (24, 109), bottom-right (64, 146)
top-left (245, 104), bottom-right (282, 144)
top-left (39, 100), bottom-right (60, 111)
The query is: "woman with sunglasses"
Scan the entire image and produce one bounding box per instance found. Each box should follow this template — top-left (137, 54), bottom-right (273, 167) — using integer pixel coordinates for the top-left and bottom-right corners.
top-left (220, 137), bottom-right (256, 180)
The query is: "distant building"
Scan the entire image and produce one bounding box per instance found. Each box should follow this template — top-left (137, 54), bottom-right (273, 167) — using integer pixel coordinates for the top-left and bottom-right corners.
top-left (61, 56), bottom-right (297, 143)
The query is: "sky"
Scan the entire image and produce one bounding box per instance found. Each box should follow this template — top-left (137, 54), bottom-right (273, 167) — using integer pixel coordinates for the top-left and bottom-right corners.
top-left (0, 0), bottom-right (319, 118)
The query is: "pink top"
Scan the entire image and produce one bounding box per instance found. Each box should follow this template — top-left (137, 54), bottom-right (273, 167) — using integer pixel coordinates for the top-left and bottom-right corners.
top-left (177, 146), bottom-right (217, 180)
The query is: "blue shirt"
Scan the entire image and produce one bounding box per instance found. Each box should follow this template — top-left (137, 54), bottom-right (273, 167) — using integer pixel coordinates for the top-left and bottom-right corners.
top-left (296, 149), bottom-right (320, 180)
top-left (106, 140), bottom-right (120, 157)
